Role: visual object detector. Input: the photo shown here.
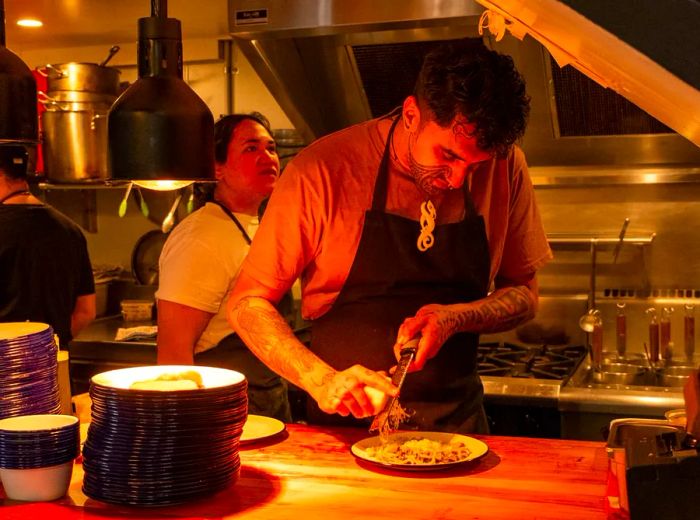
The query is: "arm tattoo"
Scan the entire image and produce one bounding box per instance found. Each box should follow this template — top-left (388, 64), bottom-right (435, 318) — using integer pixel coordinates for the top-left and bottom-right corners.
top-left (450, 286), bottom-right (536, 334)
top-left (231, 297), bottom-right (334, 394)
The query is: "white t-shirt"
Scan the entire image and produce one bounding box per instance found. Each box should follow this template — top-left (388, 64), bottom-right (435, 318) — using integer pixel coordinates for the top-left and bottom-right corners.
top-left (156, 202), bottom-right (259, 353)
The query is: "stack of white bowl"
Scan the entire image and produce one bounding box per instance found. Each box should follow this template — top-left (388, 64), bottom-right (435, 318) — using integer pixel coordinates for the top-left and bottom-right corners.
top-left (0, 414), bottom-right (80, 501)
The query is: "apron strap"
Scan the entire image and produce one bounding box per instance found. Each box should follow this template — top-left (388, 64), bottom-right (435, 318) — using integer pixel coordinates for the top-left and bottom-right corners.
top-left (372, 115), bottom-right (401, 212)
top-left (211, 200), bottom-right (252, 245)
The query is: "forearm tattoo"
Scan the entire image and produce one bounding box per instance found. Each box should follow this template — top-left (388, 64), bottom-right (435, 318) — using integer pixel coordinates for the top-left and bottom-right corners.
top-left (451, 286), bottom-right (536, 334)
top-left (232, 297), bottom-right (332, 392)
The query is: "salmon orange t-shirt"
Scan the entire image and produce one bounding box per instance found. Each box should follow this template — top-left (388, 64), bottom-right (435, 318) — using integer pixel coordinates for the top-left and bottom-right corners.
top-left (241, 116), bottom-right (553, 320)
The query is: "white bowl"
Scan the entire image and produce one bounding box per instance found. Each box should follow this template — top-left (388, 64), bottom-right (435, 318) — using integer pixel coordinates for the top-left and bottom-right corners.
top-left (0, 460), bottom-right (74, 501)
top-left (0, 414), bottom-right (78, 433)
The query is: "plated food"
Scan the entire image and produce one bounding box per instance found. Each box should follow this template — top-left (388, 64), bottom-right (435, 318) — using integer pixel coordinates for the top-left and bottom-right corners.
top-left (351, 431), bottom-right (488, 470)
top-left (129, 369), bottom-right (204, 390)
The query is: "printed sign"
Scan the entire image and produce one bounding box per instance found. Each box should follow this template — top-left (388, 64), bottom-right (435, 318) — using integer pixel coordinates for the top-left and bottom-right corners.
top-left (235, 9), bottom-right (269, 26)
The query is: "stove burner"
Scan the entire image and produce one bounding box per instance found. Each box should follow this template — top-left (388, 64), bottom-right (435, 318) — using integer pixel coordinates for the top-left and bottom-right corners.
top-left (477, 342), bottom-right (586, 380)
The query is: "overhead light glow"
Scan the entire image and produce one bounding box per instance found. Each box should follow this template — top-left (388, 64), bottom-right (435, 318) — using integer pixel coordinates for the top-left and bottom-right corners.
top-left (133, 180), bottom-right (195, 191)
top-left (17, 19), bottom-right (43, 28)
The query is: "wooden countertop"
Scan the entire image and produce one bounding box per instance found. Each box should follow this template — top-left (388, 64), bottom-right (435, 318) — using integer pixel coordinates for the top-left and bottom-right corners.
top-left (0, 424), bottom-right (625, 519)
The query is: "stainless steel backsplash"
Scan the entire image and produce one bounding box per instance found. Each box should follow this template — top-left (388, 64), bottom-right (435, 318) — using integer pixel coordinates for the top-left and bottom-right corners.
top-left (506, 182), bottom-right (700, 356)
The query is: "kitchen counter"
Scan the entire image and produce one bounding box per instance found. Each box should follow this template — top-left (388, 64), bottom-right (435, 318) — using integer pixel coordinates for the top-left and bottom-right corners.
top-left (0, 424), bottom-right (621, 519)
top-left (67, 316), bottom-right (311, 394)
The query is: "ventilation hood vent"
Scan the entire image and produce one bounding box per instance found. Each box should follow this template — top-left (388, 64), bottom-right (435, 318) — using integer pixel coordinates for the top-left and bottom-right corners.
top-left (229, 0), bottom-right (700, 169)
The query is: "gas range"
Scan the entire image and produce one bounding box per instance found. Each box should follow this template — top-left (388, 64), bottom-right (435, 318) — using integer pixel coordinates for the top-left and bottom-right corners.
top-left (478, 342), bottom-right (588, 404)
top-left (478, 342), bottom-right (587, 380)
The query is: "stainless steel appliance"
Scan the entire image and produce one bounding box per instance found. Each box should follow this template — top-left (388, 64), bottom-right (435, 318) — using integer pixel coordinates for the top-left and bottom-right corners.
top-left (229, 0), bottom-right (700, 169)
top-left (606, 418), bottom-right (700, 518)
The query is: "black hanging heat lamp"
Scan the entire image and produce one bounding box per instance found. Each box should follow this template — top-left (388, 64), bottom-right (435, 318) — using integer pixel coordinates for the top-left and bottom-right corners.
top-left (109, 0), bottom-right (214, 190)
top-left (0, 0), bottom-right (39, 177)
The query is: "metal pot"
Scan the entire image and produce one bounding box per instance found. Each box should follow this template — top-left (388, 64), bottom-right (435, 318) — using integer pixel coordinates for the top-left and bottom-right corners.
top-left (592, 362), bottom-right (646, 385)
top-left (41, 108), bottom-right (109, 182)
top-left (657, 365), bottom-right (695, 387)
top-left (38, 62), bottom-right (121, 97)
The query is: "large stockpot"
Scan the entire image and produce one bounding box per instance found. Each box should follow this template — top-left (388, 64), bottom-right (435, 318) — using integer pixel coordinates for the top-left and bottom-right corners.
top-left (38, 62), bottom-right (121, 98)
top-left (41, 106), bottom-right (109, 182)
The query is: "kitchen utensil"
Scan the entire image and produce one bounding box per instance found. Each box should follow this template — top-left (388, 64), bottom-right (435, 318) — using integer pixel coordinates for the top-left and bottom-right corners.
top-left (660, 307), bottom-right (674, 360)
top-left (99, 45), bottom-right (120, 67)
top-left (38, 61), bottom-right (121, 97)
top-left (658, 365), bottom-right (695, 387)
top-left (643, 342), bottom-right (656, 371)
top-left (616, 303), bottom-right (626, 358)
top-left (611, 217), bottom-right (630, 263)
top-left (41, 109), bottom-right (109, 182)
top-left (578, 308), bottom-right (601, 333)
top-left (685, 305), bottom-right (695, 360)
top-left (592, 363), bottom-right (645, 385)
top-left (369, 339), bottom-right (418, 434)
top-left (117, 183), bottom-right (133, 217)
top-left (134, 187), bottom-right (149, 218)
top-left (161, 193), bottom-right (183, 233)
top-left (647, 308), bottom-right (660, 363)
top-left (186, 186), bottom-right (195, 214)
top-left (131, 230), bottom-right (168, 286)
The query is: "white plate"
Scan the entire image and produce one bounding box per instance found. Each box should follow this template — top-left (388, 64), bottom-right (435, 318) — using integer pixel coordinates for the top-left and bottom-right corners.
top-left (351, 431), bottom-right (488, 471)
top-left (240, 415), bottom-right (286, 444)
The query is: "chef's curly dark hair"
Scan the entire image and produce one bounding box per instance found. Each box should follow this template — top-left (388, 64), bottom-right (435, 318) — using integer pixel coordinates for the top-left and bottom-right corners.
top-left (214, 112), bottom-right (273, 163)
top-left (414, 40), bottom-right (530, 158)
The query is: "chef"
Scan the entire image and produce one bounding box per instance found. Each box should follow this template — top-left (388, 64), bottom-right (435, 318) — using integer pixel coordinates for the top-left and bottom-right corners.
top-left (0, 144), bottom-right (96, 347)
top-left (157, 113), bottom-right (291, 422)
top-left (227, 40), bottom-right (552, 433)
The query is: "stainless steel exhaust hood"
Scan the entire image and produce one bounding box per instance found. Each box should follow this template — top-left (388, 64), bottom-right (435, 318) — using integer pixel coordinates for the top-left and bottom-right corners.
top-left (228, 0), bottom-right (700, 168)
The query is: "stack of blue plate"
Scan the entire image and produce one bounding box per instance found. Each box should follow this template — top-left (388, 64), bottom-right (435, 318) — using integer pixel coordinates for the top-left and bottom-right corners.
top-left (0, 414), bottom-right (80, 470)
top-left (0, 323), bottom-right (60, 420)
top-left (82, 365), bottom-right (248, 506)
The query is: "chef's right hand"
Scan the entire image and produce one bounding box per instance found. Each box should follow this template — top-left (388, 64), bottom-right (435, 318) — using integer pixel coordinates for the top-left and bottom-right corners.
top-left (315, 365), bottom-right (397, 419)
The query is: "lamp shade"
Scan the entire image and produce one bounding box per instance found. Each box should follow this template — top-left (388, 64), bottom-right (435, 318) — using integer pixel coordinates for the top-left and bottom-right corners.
top-left (0, 0), bottom-right (39, 174)
top-left (108, 10), bottom-right (214, 183)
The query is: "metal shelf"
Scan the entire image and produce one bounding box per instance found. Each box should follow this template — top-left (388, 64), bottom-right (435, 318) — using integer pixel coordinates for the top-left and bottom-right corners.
top-left (547, 234), bottom-right (656, 247)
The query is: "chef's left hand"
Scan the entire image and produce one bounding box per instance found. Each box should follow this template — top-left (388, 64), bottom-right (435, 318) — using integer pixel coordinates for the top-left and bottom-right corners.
top-left (394, 304), bottom-right (457, 372)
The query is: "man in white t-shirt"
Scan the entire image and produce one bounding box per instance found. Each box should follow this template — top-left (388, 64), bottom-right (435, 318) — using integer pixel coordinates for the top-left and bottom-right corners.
top-left (156, 113), bottom-right (291, 421)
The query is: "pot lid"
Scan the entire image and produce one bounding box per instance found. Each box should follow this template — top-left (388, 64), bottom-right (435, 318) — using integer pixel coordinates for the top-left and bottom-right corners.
top-left (475, 0), bottom-right (700, 147)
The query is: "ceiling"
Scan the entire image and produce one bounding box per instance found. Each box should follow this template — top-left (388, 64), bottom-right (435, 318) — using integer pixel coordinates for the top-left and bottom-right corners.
top-left (3, 0), bottom-right (230, 50)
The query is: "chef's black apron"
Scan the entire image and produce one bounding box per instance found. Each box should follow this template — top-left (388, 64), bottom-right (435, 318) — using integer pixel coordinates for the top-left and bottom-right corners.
top-left (308, 116), bottom-right (491, 433)
top-left (194, 201), bottom-right (292, 423)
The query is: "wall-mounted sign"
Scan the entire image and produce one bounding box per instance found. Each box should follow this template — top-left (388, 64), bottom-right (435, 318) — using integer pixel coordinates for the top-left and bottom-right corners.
top-left (235, 9), bottom-right (269, 26)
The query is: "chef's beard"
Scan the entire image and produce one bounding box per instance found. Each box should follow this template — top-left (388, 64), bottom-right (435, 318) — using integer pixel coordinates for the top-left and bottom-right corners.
top-left (407, 133), bottom-right (451, 197)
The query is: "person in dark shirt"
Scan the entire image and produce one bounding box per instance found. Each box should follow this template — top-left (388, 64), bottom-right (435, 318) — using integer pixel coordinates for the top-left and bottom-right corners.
top-left (0, 144), bottom-right (96, 347)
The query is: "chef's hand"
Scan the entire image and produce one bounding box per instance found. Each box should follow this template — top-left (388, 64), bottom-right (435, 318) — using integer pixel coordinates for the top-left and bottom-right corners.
top-left (315, 365), bottom-right (397, 419)
top-left (394, 304), bottom-right (457, 372)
